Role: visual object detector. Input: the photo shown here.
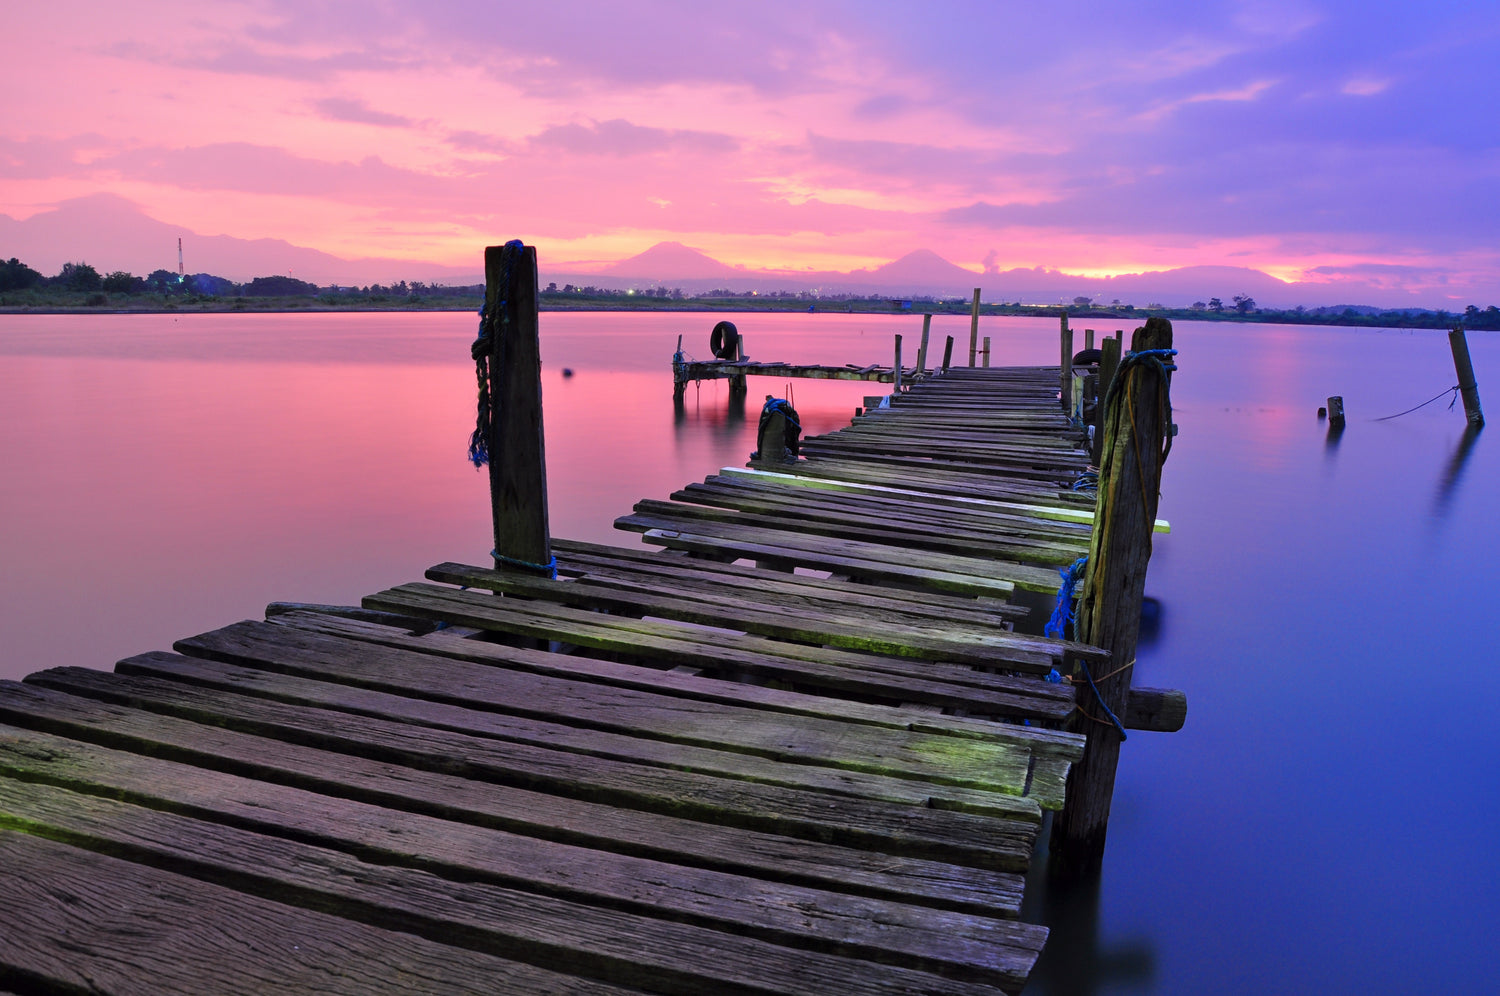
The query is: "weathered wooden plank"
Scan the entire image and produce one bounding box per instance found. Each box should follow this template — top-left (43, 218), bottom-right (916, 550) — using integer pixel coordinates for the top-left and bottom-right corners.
top-left (0, 829), bottom-right (634, 996)
top-left (269, 612), bottom-right (1082, 756)
top-left (422, 562), bottom-right (1066, 674)
top-left (0, 681), bottom-right (1027, 915)
top-left (168, 621), bottom-right (1044, 811)
top-left (366, 583), bottom-right (1079, 704)
top-left (20, 669), bottom-right (1041, 870)
top-left (0, 767), bottom-right (1044, 991)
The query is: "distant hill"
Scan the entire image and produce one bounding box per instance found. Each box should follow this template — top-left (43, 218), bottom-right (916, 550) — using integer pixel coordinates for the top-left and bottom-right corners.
top-left (596, 241), bottom-right (742, 281)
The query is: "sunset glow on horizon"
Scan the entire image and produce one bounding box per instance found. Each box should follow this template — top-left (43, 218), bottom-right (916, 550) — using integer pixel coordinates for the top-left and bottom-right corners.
top-left (4, 1), bottom-right (1499, 306)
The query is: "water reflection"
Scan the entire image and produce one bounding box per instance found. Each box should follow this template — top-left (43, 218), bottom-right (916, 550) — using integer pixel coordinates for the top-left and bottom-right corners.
top-left (1024, 816), bottom-right (1157, 995)
top-left (1432, 423), bottom-right (1483, 520)
top-left (1323, 419), bottom-right (1345, 459)
top-left (673, 382), bottom-right (748, 440)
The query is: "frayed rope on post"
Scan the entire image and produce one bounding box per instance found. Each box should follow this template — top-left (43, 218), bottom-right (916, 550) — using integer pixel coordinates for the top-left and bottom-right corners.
top-left (491, 549), bottom-right (558, 579)
top-left (467, 240), bottom-right (526, 468)
top-left (1044, 555), bottom-right (1089, 639)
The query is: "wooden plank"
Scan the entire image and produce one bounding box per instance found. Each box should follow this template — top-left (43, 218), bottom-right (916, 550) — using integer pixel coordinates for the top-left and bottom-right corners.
top-left (366, 581), bottom-right (1083, 690)
top-left (0, 759), bottom-right (1044, 990)
top-left (20, 668), bottom-right (1042, 870)
top-left (0, 680), bottom-right (1027, 916)
top-left (0, 829), bottom-right (637, 996)
top-left (619, 517), bottom-right (1073, 597)
top-left (422, 562), bottom-right (1068, 674)
top-left (268, 612), bottom-right (1082, 757)
top-left (169, 621), bottom-right (1044, 810)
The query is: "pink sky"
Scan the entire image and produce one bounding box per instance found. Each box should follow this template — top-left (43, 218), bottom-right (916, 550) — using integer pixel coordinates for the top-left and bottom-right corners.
top-left (3, 1), bottom-right (1499, 305)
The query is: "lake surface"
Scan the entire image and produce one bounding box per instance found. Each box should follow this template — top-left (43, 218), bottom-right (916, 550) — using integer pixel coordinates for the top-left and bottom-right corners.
top-left (1, 310), bottom-right (1496, 994)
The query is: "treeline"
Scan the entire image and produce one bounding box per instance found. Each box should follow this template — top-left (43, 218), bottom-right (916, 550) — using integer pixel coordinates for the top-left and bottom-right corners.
top-left (0, 257), bottom-right (483, 303)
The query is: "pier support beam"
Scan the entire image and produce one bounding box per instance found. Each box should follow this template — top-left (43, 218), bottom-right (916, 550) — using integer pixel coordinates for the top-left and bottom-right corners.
top-left (1449, 327), bottom-right (1484, 426)
top-left (483, 242), bottom-right (552, 574)
top-left (1059, 314), bottom-right (1074, 413)
top-left (916, 314), bottom-right (932, 376)
top-left (942, 336), bottom-right (955, 373)
top-left (968, 289), bottom-right (981, 367)
top-left (1091, 338), bottom-right (1121, 465)
top-left (1051, 317), bottom-right (1174, 877)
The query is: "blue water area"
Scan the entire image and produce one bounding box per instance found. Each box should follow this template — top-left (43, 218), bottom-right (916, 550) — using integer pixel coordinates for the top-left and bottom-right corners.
top-left (0, 311), bottom-right (1495, 993)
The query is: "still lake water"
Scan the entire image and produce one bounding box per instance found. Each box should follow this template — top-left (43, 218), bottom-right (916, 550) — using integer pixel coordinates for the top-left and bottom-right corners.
top-left (1, 310), bottom-right (1496, 994)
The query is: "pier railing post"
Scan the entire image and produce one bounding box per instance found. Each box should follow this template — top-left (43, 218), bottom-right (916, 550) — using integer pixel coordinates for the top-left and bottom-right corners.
top-left (1449, 327), bottom-right (1485, 426)
top-left (968, 288), bottom-right (981, 367)
top-left (1059, 313), bottom-right (1074, 412)
top-left (484, 242), bottom-right (552, 574)
top-left (1051, 316), bottom-right (1174, 877)
top-left (916, 314), bottom-right (932, 375)
top-left (942, 335), bottom-right (955, 372)
top-left (1091, 338), bottom-right (1121, 465)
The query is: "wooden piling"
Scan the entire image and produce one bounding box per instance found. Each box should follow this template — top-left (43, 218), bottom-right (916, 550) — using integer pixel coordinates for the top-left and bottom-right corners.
top-left (1051, 317), bottom-right (1174, 876)
top-left (982, 336), bottom-right (991, 369)
top-left (1326, 396), bottom-right (1345, 427)
top-left (483, 243), bottom-right (551, 573)
top-left (968, 289), bottom-right (981, 367)
top-left (1084, 329), bottom-right (1095, 353)
top-left (1449, 328), bottom-right (1485, 426)
top-left (942, 335), bottom-right (955, 372)
top-left (673, 333), bottom-right (686, 402)
top-left (1059, 314), bottom-right (1074, 413)
top-left (893, 335), bottom-right (904, 395)
top-left (1093, 338), bottom-right (1121, 465)
top-left (916, 315), bottom-right (932, 375)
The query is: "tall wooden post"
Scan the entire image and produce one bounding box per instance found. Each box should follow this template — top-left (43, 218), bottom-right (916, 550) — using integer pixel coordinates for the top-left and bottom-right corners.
top-left (916, 314), bottom-right (932, 375)
top-left (968, 288), bottom-right (981, 366)
top-left (893, 334), bottom-right (904, 395)
top-left (1449, 328), bottom-right (1485, 426)
top-left (942, 335), bottom-right (955, 372)
top-left (1060, 313), bottom-right (1074, 413)
top-left (1051, 317), bottom-right (1174, 877)
top-left (1084, 329), bottom-right (1095, 352)
top-left (1092, 337), bottom-right (1121, 464)
top-left (982, 336), bottom-right (991, 368)
top-left (484, 243), bottom-right (552, 574)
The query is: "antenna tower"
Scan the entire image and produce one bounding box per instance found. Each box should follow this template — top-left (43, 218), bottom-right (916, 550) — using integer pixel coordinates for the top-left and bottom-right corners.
top-left (177, 238), bottom-right (184, 276)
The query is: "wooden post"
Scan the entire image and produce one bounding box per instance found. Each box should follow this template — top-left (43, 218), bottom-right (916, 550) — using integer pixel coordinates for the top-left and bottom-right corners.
top-left (1084, 329), bottom-right (1095, 352)
top-left (1326, 396), bottom-right (1345, 427)
top-left (1051, 317), bottom-right (1174, 877)
top-left (968, 288), bottom-right (981, 366)
top-left (982, 336), bottom-right (991, 368)
top-left (1060, 313), bottom-right (1074, 412)
top-left (893, 334), bottom-right (903, 395)
top-left (673, 333), bottom-right (686, 403)
top-left (942, 335), bottom-right (955, 372)
top-left (916, 314), bottom-right (932, 374)
top-left (1092, 337), bottom-right (1121, 475)
top-left (1449, 328), bottom-right (1485, 426)
top-left (483, 243), bottom-right (551, 573)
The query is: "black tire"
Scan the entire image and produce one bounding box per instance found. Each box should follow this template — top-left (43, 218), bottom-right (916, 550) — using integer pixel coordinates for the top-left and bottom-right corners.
top-left (710, 321), bottom-right (741, 360)
top-left (1072, 348), bottom-right (1102, 365)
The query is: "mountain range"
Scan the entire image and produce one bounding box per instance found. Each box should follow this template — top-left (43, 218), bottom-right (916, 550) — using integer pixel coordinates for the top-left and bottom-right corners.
top-left (0, 195), bottom-right (1451, 310)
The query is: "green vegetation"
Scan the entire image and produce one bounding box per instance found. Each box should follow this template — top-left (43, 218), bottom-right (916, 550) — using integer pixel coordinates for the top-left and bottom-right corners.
top-left (1, 255), bottom-right (1497, 330)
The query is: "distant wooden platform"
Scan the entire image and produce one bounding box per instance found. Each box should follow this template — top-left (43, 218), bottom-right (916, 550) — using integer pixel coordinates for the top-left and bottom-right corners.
top-left (0, 365), bottom-right (1119, 995)
top-left (675, 359), bottom-right (905, 383)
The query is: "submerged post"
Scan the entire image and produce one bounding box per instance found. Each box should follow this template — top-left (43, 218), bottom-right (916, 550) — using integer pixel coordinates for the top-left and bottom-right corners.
top-left (1051, 316), bottom-right (1175, 877)
top-left (1060, 313), bottom-right (1074, 412)
top-left (1449, 328), bottom-right (1485, 426)
top-left (483, 242), bottom-right (552, 574)
top-left (916, 314), bottom-right (932, 375)
top-left (968, 288), bottom-right (981, 366)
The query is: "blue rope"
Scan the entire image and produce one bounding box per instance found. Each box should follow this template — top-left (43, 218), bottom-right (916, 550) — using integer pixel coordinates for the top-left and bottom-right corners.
top-left (491, 549), bottom-right (558, 579)
top-left (467, 240), bottom-right (525, 468)
top-left (1076, 657), bottom-right (1129, 742)
top-left (1044, 555), bottom-right (1088, 639)
top-left (1070, 469), bottom-right (1098, 493)
top-left (762, 396), bottom-right (801, 429)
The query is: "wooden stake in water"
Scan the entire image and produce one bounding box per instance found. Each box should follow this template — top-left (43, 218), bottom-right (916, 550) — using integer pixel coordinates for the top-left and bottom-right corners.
top-left (968, 288), bottom-right (981, 366)
top-left (1449, 328), bottom-right (1485, 426)
top-left (1084, 329), bottom-right (1095, 352)
top-left (1060, 313), bottom-right (1074, 413)
top-left (942, 335), bottom-right (955, 372)
top-left (893, 334), bottom-right (903, 395)
top-left (1327, 396), bottom-right (1346, 427)
top-left (1051, 317), bottom-right (1174, 877)
top-left (483, 243), bottom-right (551, 574)
top-left (916, 314), bottom-right (932, 375)
top-left (982, 336), bottom-right (991, 368)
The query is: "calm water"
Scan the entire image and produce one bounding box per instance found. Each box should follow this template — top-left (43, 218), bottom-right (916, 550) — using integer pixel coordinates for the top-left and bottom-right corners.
top-left (1, 311), bottom-right (1496, 994)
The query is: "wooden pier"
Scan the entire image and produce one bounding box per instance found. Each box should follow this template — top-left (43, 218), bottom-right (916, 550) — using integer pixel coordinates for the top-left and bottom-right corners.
top-left (0, 248), bottom-right (1182, 994)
